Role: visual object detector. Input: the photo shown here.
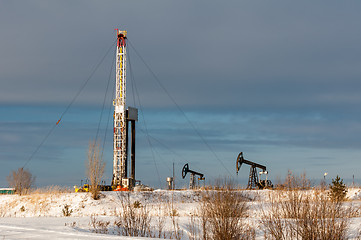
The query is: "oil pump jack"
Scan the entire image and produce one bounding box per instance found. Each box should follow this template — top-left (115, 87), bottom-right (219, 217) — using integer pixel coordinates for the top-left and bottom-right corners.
top-left (236, 152), bottom-right (273, 189)
top-left (182, 163), bottom-right (205, 189)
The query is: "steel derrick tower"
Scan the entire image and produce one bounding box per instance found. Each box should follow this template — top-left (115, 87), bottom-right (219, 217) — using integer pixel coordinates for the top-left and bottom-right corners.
top-left (112, 30), bottom-right (127, 187)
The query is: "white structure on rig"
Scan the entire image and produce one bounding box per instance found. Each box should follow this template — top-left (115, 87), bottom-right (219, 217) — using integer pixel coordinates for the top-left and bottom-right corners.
top-left (112, 30), bottom-right (138, 190)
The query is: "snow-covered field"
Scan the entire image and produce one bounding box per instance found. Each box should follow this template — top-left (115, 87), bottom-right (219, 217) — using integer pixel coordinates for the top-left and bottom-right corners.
top-left (1, 189), bottom-right (361, 239)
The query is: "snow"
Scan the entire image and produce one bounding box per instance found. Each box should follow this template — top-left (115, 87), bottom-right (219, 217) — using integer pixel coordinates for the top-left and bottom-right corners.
top-left (347, 188), bottom-right (361, 200)
top-left (0, 217), bottom-right (135, 239)
top-left (0, 189), bottom-right (361, 239)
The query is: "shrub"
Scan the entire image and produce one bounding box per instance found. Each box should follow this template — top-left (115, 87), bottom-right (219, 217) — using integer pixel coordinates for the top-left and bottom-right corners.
top-left (62, 204), bottom-right (73, 217)
top-left (261, 189), bottom-right (353, 240)
top-left (133, 200), bottom-right (141, 208)
top-left (114, 192), bottom-right (152, 237)
top-left (154, 194), bottom-right (167, 239)
top-left (198, 179), bottom-right (253, 240)
top-left (20, 206), bottom-right (26, 212)
top-left (89, 214), bottom-right (110, 234)
top-left (65, 222), bottom-right (77, 227)
top-left (167, 201), bottom-right (183, 240)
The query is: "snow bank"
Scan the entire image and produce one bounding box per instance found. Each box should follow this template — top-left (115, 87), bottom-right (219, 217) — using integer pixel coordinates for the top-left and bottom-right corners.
top-left (1, 188), bottom-right (361, 239)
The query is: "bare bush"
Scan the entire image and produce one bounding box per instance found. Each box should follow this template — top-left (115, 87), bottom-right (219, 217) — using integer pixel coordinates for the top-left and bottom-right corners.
top-left (89, 214), bottom-right (110, 234)
top-left (296, 191), bottom-right (352, 239)
top-left (260, 192), bottom-right (291, 239)
top-left (86, 140), bottom-right (105, 200)
top-left (154, 194), bottom-right (167, 238)
top-left (198, 197), bottom-right (210, 240)
top-left (163, 192), bottom-right (183, 240)
top-left (65, 221), bottom-right (77, 227)
top-left (261, 189), bottom-right (354, 240)
top-left (187, 214), bottom-right (199, 240)
top-left (198, 179), bottom-right (254, 240)
top-left (278, 170), bottom-right (311, 190)
top-left (7, 167), bottom-right (35, 195)
top-left (169, 211), bottom-right (183, 240)
top-left (114, 192), bottom-right (152, 237)
top-left (62, 204), bottom-right (73, 217)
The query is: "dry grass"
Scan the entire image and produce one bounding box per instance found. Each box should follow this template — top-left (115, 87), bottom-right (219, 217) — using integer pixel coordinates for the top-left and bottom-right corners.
top-left (168, 208), bottom-right (183, 240)
top-left (187, 213), bottom-right (199, 240)
top-left (164, 192), bottom-right (183, 240)
top-left (261, 189), bottom-right (355, 240)
top-left (26, 194), bottom-right (51, 215)
top-left (1, 186), bottom-right (70, 216)
top-left (20, 186), bottom-right (71, 216)
top-left (89, 214), bottom-right (110, 234)
top-left (30, 185), bottom-right (71, 195)
top-left (0, 203), bottom-right (9, 217)
top-left (114, 192), bottom-right (153, 237)
top-left (154, 193), bottom-right (167, 238)
top-left (194, 179), bottom-right (254, 240)
top-left (262, 171), bottom-right (356, 239)
top-left (110, 192), bottom-right (185, 239)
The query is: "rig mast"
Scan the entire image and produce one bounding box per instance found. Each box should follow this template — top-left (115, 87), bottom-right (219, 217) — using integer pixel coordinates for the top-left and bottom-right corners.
top-left (113, 30), bottom-right (127, 187)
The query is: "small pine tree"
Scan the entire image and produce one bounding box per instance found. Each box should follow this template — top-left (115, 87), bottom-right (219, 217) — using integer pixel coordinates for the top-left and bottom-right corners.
top-left (328, 175), bottom-right (347, 202)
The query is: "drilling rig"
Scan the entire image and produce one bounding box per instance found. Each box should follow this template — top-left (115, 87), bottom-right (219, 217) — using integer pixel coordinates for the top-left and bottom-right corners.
top-left (72, 30), bottom-right (138, 193)
top-left (112, 30), bottom-right (138, 191)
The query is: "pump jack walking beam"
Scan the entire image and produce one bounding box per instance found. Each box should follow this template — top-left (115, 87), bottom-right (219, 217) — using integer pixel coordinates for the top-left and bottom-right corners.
top-left (236, 152), bottom-right (266, 173)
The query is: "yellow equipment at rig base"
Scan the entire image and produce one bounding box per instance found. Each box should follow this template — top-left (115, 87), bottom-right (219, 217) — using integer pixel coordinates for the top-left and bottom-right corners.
top-left (74, 184), bottom-right (89, 192)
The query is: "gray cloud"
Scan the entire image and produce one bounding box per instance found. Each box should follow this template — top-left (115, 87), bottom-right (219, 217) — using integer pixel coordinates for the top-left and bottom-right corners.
top-left (2, 1), bottom-right (361, 187)
top-left (2, 1), bottom-right (361, 111)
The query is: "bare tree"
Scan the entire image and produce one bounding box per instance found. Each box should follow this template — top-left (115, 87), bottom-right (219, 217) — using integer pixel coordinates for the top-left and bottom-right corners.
top-left (7, 167), bottom-right (35, 195)
top-left (86, 140), bottom-right (105, 200)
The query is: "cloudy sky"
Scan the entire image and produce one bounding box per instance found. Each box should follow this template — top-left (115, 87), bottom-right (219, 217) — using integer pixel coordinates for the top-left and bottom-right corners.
top-left (1, 1), bottom-right (361, 188)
